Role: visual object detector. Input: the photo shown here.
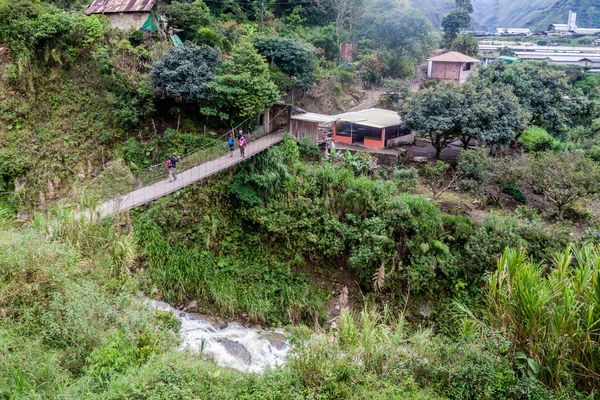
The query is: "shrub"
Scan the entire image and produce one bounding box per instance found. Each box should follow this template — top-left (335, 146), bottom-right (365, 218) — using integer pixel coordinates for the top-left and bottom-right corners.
top-left (161, 0), bottom-right (211, 41)
top-left (253, 36), bottom-right (316, 90)
top-left (502, 183), bottom-right (527, 203)
top-left (457, 148), bottom-right (490, 193)
top-left (150, 44), bottom-right (221, 103)
top-left (298, 136), bottom-right (320, 160)
top-left (519, 126), bottom-right (555, 152)
top-left (194, 27), bottom-right (222, 49)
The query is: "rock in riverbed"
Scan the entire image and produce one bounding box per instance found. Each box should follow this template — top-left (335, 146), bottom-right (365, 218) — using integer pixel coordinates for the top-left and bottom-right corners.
top-left (217, 338), bottom-right (252, 365)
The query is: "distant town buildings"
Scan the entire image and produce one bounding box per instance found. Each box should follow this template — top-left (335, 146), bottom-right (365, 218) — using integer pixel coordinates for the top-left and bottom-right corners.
top-left (495, 28), bottom-right (532, 36)
top-left (548, 10), bottom-right (600, 35)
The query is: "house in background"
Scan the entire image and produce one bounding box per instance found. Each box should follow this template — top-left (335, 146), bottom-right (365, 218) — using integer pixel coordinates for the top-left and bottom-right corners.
top-left (86, 0), bottom-right (159, 31)
top-left (427, 51), bottom-right (481, 84)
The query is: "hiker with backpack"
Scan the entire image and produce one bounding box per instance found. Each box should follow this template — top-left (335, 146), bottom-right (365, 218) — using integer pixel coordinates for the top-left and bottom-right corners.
top-left (238, 131), bottom-right (247, 158)
top-left (167, 152), bottom-right (180, 182)
top-left (228, 135), bottom-right (235, 158)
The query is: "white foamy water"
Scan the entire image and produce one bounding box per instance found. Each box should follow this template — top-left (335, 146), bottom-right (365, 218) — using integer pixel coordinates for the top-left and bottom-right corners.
top-left (147, 300), bottom-right (290, 373)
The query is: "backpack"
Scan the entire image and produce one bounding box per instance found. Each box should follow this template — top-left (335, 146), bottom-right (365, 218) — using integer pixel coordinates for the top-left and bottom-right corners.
top-left (166, 159), bottom-right (172, 168)
top-left (239, 138), bottom-right (246, 147)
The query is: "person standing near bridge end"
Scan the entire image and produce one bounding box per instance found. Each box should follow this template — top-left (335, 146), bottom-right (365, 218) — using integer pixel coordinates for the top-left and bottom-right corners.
top-left (238, 131), bottom-right (247, 158)
top-left (167, 152), bottom-right (179, 182)
top-left (228, 135), bottom-right (235, 157)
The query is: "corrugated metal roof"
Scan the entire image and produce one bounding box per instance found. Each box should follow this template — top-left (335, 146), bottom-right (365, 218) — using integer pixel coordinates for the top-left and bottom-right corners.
top-left (335, 108), bottom-right (401, 129)
top-left (429, 51), bottom-right (481, 63)
top-left (85, 0), bottom-right (157, 15)
top-left (291, 113), bottom-right (337, 123)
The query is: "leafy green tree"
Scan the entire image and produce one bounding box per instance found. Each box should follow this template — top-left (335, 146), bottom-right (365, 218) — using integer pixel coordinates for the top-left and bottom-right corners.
top-left (360, 0), bottom-right (433, 73)
top-left (253, 36), bottom-right (316, 90)
top-left (458, 80), bottom-right (527, 150)
top-left (527, 151), bottom-right (600, 217)
top-left (205, 42), bottom-right (279, 124)
top-left (194, 27), bottom-right (223, 49)
top-left (499, 46), bottom-right (516, 57)
top-left (450, 34), bottom-right (479, 57)
top-left (442, 8), bottom-right (471, 45)
top-left (400, 83), bottom-right (463, 158)
top-left (150, 44), bottom-right (221, 103)
top-left (480, 62), bottom-right (586, 138)
top-left (357, 54), bottom-right (383, 89)
top-left (161, 0), bottom-right (211, 41)
top-left (455, 0), bottom-right (473, 13)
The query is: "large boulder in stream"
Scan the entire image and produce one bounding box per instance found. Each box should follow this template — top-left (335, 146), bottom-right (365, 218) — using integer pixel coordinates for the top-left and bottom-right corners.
top-left (217, 338), bottom-right (252, 365)
top-left (263, 332), bottom-right (287, 350)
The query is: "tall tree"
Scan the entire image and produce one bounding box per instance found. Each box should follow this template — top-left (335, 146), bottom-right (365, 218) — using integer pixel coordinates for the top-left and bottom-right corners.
top-left (458, 80), bottom-right (528, 150)
top-left (359, 0), bottom-right (433, 75)
top-left (442, 0), bottom-right (473, 46)
top-left (400, 83), bottom-right (463, 158)
top-left (480, 62), bottom-right (586, 138)
top-left (205, 42), bottom-right (279, 124)
top-left (150, 44), bottom-right (221, 103)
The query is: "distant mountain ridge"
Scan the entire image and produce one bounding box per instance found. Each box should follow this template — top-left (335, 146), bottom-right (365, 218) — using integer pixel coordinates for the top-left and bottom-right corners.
top-left (412, 0), bottom-right (600, 32)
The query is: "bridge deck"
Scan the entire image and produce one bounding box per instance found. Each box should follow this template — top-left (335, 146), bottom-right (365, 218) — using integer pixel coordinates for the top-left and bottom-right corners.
top-left (95, 132), bottom-right (285, 219)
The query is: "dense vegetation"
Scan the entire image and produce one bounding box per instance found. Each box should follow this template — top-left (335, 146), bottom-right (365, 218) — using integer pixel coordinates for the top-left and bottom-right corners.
top-left (2, 0), bottom-right (600, 399)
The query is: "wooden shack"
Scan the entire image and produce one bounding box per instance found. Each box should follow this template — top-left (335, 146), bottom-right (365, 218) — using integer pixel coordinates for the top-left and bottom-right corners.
top-left (290, 113), bottom-right (336, 145)
top-left (86, 0), bottom-right (158, 30)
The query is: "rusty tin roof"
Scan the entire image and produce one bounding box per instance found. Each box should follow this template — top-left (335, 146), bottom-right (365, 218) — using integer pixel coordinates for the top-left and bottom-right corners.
top-left (85, 0), bottom-right (157, 15)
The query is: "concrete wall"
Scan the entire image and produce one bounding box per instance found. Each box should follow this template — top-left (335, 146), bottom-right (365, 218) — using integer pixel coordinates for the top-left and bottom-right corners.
top-left (105, 12), bottom-right (150, 30)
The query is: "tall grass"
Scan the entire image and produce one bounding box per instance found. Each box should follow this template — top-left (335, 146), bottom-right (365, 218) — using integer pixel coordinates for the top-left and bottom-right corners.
top-left (135, 221), bottom-right (326, 325)
top-left (477, 246), bottom-right (600, 391)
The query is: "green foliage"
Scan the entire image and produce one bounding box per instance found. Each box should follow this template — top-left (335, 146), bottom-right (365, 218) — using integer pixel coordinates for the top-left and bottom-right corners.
top-left (464, 214), bottom-right (570, 278)
top-left (502, 183), bottom-right (527, 203)
top-left (150, 44), bottom-right (221, 103)
top-left (480, 62), bottom-right (586, 137)
top-left (0, 1), bottom-right (108, 70)
top-left (229, 137), bottom-right (298, 206)
top-left (442, 8), bottom-right (471, 44)
top-left (357, 53), bottom-right (383, 89)
top-left (161, 0), bottom-right (212, 41)
top-left (519, 126), bottom-right (555, 152)
top-left (527, 151), bottom-right (600, 217)
top-left (450, 34), bottom-right (479, 56)
top-left (298, 136), bottom-right (321, 160)
top-left (253, 36), bottom-right (316, 90)
top-left (206, 42), bottom-right (279, 124)
top-left (457, 148), bottom-right (490, 193)
top-left (194, 27), bottom-right (223, 49)
top-left (360, 0), bottom-right (433, 77)
top-left (480, 246), bottom-right (600, 391)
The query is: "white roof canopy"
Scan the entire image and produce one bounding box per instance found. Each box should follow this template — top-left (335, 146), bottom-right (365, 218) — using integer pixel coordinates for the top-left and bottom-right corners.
top-left (291, 108), bottom-right (402, 129)
top-left (335, 108), bottom-right (402, 129)
top-left (290, 113), bottom-right (337, 123)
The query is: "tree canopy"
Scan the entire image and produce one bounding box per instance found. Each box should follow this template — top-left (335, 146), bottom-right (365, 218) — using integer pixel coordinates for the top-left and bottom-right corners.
top-left (205, 42), bottom-right (280, 124)
top-left (253, 36), bottom-right (316, 90)
top-left (150, 44), bottom-right (221, 103)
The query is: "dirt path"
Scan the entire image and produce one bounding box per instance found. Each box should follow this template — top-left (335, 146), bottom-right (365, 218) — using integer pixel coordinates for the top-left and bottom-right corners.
top-left (347, 86), bottom-right (384, 112)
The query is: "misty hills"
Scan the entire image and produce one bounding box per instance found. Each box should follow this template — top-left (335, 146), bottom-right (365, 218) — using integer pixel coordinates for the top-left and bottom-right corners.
top-left (412, 0), bottom-right (600, 31)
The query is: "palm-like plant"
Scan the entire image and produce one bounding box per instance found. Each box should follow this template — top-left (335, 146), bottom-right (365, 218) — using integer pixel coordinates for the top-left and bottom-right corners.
top-left (473, 245), bottom-right (600, 391)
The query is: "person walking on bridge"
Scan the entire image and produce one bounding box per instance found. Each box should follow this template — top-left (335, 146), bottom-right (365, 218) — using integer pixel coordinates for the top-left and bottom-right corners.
top-left (167, 152), bottom-right (180, 182)
top-left (228, 135), bottom-right (235, 158)
top-left (238, 131), bottom-right (247, 158)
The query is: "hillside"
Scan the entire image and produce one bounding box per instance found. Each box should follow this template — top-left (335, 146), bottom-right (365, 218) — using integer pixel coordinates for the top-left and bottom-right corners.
top-left (471, 0), bottom-right (600, 31)
top-left (412, 0), bottom-right (600, 31)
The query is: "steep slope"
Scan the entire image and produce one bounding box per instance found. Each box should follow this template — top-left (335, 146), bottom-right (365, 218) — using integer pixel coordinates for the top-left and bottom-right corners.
top-left (412, 0), bottom-right (600, 32)
top-left (471, 0), bottom-right (600, 31)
